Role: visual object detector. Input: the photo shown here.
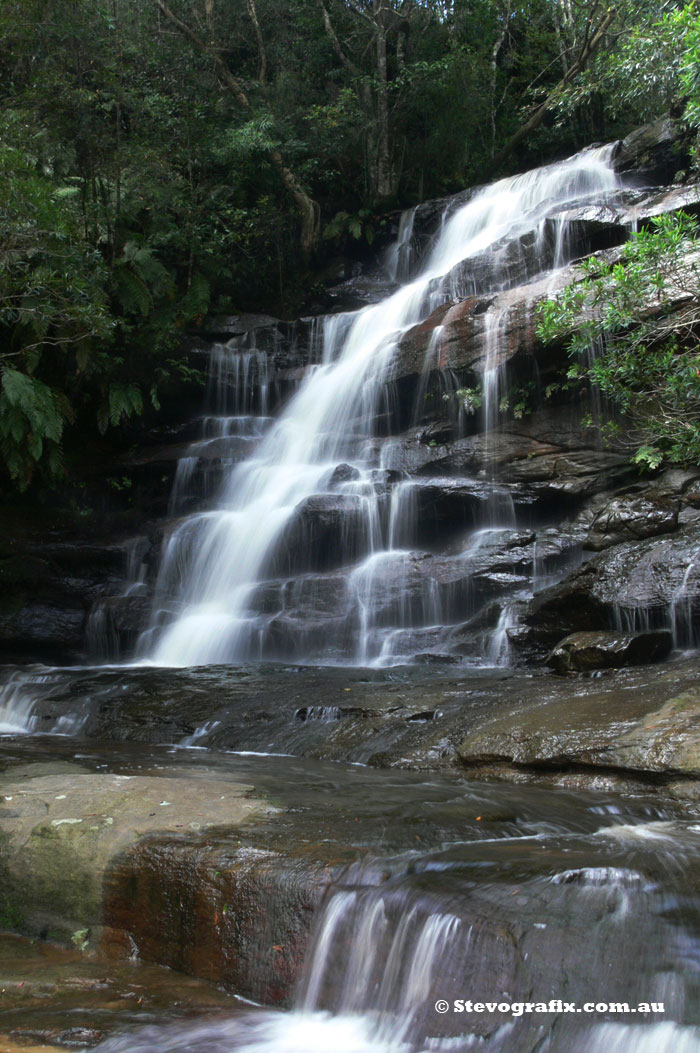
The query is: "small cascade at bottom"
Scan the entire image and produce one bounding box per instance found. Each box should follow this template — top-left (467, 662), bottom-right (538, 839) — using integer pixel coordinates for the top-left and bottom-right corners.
top-left (0, 672), bottom-right (41, 734)
top-left (95, 801), bottom-right (700, 1053)
top-left (0, 667), bottom-right (90, 736)
top-left (297, 887), bottom-right (461, 1045)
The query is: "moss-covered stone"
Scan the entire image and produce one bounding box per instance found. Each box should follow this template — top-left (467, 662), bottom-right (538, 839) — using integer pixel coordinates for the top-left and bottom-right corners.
top-left (0, 765), bottom-right (276, 949)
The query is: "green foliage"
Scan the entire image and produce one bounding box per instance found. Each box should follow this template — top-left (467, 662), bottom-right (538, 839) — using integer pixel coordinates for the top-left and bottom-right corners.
top-left (444, 380), bottom-right (534, 419)
top-left (444, 386), bottom-right (483, 415)
top-left (537, 212), bottom-right (700, 467)
top-left (0, 369), bottom-right (69, 487)
top-left (550, 1), bottom-right (683, 127)
top-left (498, 381), bottom-right (535, 420)
top-left (217, 114), bottom-right (278, 160)
top-left (323, 209), bottom-right (377, 244)
top-left (1, 0), bottom-right (699, 490)
top-left (675, 2), bottom-right (700, 134)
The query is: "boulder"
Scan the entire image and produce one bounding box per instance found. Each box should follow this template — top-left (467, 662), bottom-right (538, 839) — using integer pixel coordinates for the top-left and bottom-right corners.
top-left (584, 493), bottom-right (680, 550)
top-left (328, 462), bottom-right (362, 486)
top-left (547, 629), bottom-right (673, 674)
top-left (269, 494), bottom-right (375, 574)
top-left (611, 115), bottom-right (692, 186)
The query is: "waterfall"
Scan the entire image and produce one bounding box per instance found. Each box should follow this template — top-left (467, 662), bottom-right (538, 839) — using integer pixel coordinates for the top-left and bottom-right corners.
top-left (95, 813), bottom-right (700, 1052)
top-left (385, 205), bottom-right (417, 283)
top-left (0, 668), bottom-right (86, 735)
top-left (141, 147), bottom-right (619, 667)
top-left (0, 672), bottom-right (39, 734)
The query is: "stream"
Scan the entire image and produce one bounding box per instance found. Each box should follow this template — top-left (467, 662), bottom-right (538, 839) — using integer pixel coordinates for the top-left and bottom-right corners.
top-left (3, 139), bottom-right (700, 1051)
top-left (1, 706), bottom-right (700, 1051)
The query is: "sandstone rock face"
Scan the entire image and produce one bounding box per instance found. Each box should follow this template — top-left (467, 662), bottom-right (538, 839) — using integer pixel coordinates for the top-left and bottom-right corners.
top-left (271, 493), bottom-right (375, 574)
top-left (611, 115), bottom-right (692, 185)
top-left (6, 118), bottom-right (700, 667)
top-left (523, 525), bottom-right (700, 653)
top-left (456, 656), bottom-right (700, 784)
top-left (0, 931), bottom-right (240, 1052)
top-left (584, 493), bottom-right (680, 550)
top-left (0, 544), bottom-right (126, 664)
top-left (104, 836), bottom-right (330, 1006)
top-left (402, 117), bottom-right (692, 268)
top-left (547, 629), bottom-right (672, 673)
top-left (0, 766), bottom-right (274, 947)
top-left (609, 687), bottom-right (700, 776)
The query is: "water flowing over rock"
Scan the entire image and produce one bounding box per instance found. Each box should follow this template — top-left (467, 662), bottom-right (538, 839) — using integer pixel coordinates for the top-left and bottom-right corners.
top-left (5, 735), bottom-right (700, 1052)
top-left (524, 525), bottom-right (700, 655)
top-left (134, 145), bottom-right (638, 669)
top-left (6, 120), bottom-right (699, 672)
top-left (5, 121), bottom-right (700, 1053)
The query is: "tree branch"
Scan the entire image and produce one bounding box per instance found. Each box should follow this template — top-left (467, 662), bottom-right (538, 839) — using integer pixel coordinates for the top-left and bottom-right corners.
top-left (246, 0), bottom-right (267, 85)
top-left (155, 1), bottom-right (319, 255)
top-left (490, 7), bottom-right (617, 172)
top-left (315, 0), bottom-right (359, 74)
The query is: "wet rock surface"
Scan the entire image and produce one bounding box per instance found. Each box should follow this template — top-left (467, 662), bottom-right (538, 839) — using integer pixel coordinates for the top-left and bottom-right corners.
top-left (524, 524), bottom-right (700, 654)
top-left (5, 121), bottom-right (700, 668)
top-left (0, 765), bottom-right (274, 947)
top-left (584, 493), bottom-right (681, 550)
top-left (455, 657), bottom-right (700, 785)
top-left (271, 494), bottom-right (374, 574)
top-left (0, 932), bottom-right (240, 1052)
top-left (0, 542), bottom-right (129, 665)
top-left (3, 118), bottom-right (700, 1052)
top-left (4, 657), bottom-right (700, 793)
top-left (0, 728), bottom-right (699, 1050)
top-left (547, 629), bottom-right (673, 673)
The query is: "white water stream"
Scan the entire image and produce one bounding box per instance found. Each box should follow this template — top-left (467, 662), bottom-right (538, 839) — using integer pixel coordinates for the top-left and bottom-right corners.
top-left (140, 148), bottom-right (618, 667)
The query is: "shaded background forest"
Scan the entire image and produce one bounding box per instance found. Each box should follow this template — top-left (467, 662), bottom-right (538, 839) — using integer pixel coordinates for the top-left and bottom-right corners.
top-left (1, 0), bottom-right (698, 491)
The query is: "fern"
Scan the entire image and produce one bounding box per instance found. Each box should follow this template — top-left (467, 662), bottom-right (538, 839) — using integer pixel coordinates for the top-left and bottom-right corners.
top-left (0, 368), bottom-right (70, 486)
top-left (113, 267), bottom-right (151, 317)
top-left (99, 381), bottom-right (144, 433)
top-left (1, 368), bottom-right (66, 443)
top-left (180, 273), bottom-right (211, 322)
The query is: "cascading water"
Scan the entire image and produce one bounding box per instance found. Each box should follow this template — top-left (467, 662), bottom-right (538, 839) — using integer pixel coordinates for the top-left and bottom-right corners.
top-left (140, 147), bottom-right (620, 668)
top-left (0, 667), bottom-right (87, 735)
top-left (0, 672), bottom-right (39, 734)
top-left (385, 205), bottom-right (417, 283)
top-left (94, 784), bottom-right (700, 1053)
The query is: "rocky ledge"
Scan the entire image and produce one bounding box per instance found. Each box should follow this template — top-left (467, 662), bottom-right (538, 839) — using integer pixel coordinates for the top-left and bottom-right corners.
top-left (0, 757), bottom-right (338, 1006)
top-left (6, 656), bottom-right (700, 799)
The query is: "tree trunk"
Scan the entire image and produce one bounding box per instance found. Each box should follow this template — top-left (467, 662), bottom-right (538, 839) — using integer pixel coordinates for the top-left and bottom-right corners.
top-left (490, 7), bottom-right (616, 172)
top-left (246, 0), bottom-right (267, 85)
top-left (156, 0), bottom-right (319, 256)
top-left (490, 1), bottom-right (511, 157)
top-left (373, 0), bottom-right (394, 203)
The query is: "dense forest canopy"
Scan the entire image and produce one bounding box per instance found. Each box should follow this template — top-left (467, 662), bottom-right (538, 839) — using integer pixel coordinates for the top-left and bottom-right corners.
top-left (1, 0), bottom-right (699, 489)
